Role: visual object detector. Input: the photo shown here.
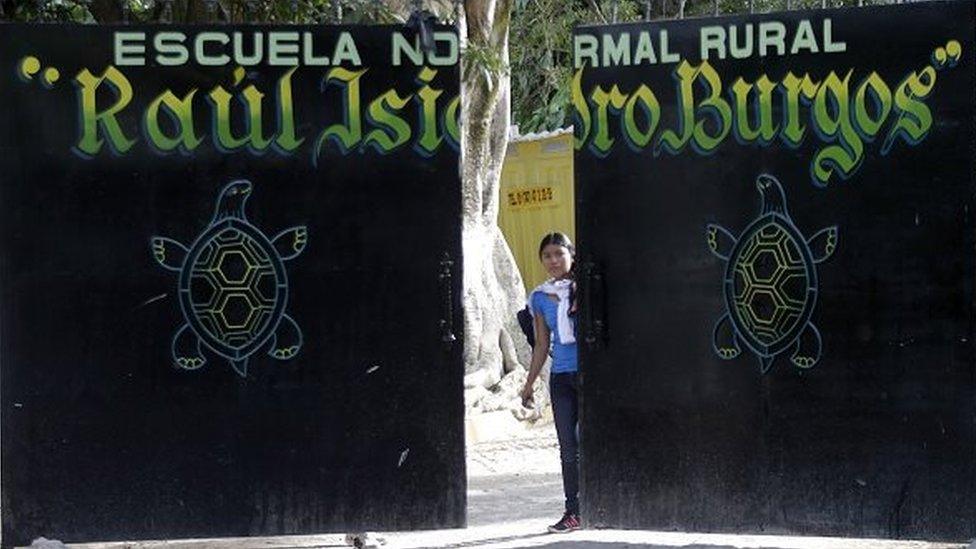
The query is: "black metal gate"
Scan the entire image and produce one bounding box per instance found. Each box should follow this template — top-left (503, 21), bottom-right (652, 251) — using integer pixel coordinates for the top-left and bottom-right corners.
top-left (0, 24), bottom-right (464, 545)
top-left (575, 3), bottom-right (975, 541)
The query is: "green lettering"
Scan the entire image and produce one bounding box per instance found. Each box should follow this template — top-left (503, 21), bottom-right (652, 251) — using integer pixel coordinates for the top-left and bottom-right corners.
top-left (414, 67), bottom-right (443, 155)
top-left (853, 72), bottom-right (892, 140)
top-left (571, 68), bottom-right (591, 151)
top-left (882, 66), bottom-right (936, 154)
top-left (659, 61), bottom-right (730, 154)
top-left (74, 66), bottom-right (136, 156)
top-left (316, 67), bottom-right (367, 155)
top-left (780, 72), bottom-right (820, 147)
top-left (275, 67), bottom-right (304, 152)
top-left (622, 85), bottom-right (660, 149)
top-left (144, 89), bottom-right (202, 153)
top-left (444, 95), bottom-right (461, 148)
top-left (208, 79), bottom-right (273, 153)
top-left (731, 75), bottom-right (777, 144)
top-left (589, 84), bottom-right (627, 155)
top-left (364, 89), bottom-right (412, 152)
top-left (811, 70), bottom-right (862, 185)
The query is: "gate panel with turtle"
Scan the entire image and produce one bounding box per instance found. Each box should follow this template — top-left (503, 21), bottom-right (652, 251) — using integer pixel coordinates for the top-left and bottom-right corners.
top-left (152, 180), bottom-right (307, 377)
top-left (574, 3), bottom-right (975, 541)
top-left (0, 24), bottom-right (464, 545)
top-left (707, 174), bottom-right (838, 374)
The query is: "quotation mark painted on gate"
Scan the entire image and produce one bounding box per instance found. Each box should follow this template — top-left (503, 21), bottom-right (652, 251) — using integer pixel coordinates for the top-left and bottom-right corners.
top-left (931, 40), bottom-right (962, 70)
top-left (16, 56), bottom-right (60, 88)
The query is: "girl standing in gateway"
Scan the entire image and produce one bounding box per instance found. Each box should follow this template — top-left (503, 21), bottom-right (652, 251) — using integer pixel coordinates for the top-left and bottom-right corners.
top-left (519, 232), bottom-right (580, 533)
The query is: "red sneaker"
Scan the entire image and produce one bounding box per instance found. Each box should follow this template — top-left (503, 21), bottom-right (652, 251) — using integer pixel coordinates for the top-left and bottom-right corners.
top-left (547, 512), bottom-right (581, 533)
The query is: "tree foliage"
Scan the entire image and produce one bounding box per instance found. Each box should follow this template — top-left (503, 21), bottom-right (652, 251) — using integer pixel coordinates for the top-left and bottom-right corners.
top-left (0, 0), bottom-right (454, 23)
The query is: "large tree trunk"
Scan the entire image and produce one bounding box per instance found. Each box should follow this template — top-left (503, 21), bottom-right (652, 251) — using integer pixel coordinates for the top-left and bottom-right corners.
top-left (460, 0), bottom-right (533, 401)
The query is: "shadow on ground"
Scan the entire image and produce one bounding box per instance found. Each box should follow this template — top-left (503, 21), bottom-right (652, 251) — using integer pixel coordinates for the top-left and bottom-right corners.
top-left (532, 539), bottom-right (752, 549)
top-left (432, 533), bottom-right (753, 549)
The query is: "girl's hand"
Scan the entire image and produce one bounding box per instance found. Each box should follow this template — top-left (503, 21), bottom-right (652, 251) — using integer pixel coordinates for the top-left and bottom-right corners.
top-left (519, 382), bottom-right (534, 408)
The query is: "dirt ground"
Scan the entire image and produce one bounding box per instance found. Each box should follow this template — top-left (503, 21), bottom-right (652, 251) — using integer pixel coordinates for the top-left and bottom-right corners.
top-left (466, 421), bottom-right (564, 527)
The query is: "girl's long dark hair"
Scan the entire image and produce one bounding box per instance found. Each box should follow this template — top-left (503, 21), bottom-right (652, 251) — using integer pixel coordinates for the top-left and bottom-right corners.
top-left (538, 231), bottom-right (577, 280)
top-left (538, 232), bottom-right (578, 315)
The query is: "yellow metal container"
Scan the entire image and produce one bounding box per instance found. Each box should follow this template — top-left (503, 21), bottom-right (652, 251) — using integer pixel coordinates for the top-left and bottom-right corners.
top-left (498, 128), bottom-right (575, 293)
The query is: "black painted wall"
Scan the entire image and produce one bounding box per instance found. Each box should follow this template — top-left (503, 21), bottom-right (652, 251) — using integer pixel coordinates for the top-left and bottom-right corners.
top-left (575, 3), bottom-right (975, 541)
top-left (0, 25), bottom-right (464, 545)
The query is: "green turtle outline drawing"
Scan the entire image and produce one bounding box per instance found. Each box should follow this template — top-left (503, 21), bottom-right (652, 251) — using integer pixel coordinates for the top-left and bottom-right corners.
top-left (151, 180), bottom-right (308, 377)
top-left (706, 174), bottom-right (838, 374)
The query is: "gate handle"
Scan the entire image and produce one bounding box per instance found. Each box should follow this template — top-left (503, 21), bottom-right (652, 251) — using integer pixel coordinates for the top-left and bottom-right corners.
top-left (439, 252), bottom-right (457, 350)
top-left (582, 260), bottom-right (606, 349)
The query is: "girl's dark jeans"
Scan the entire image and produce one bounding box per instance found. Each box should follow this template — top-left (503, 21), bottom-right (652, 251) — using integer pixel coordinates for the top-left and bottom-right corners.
top-left (550, 371), bottom-right (580, 515)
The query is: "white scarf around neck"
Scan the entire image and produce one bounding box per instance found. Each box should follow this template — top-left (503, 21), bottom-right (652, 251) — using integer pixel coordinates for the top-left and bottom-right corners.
top-left (529, 278), bottom-right (576, 344)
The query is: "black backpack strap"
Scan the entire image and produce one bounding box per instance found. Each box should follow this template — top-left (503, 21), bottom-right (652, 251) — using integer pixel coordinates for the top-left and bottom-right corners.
top-left (516, 306), bottom-right (535, 348)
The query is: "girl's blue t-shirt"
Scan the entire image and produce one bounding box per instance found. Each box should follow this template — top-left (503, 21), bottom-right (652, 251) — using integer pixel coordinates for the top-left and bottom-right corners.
top-left (531, 291), bottom-right (578, 373)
